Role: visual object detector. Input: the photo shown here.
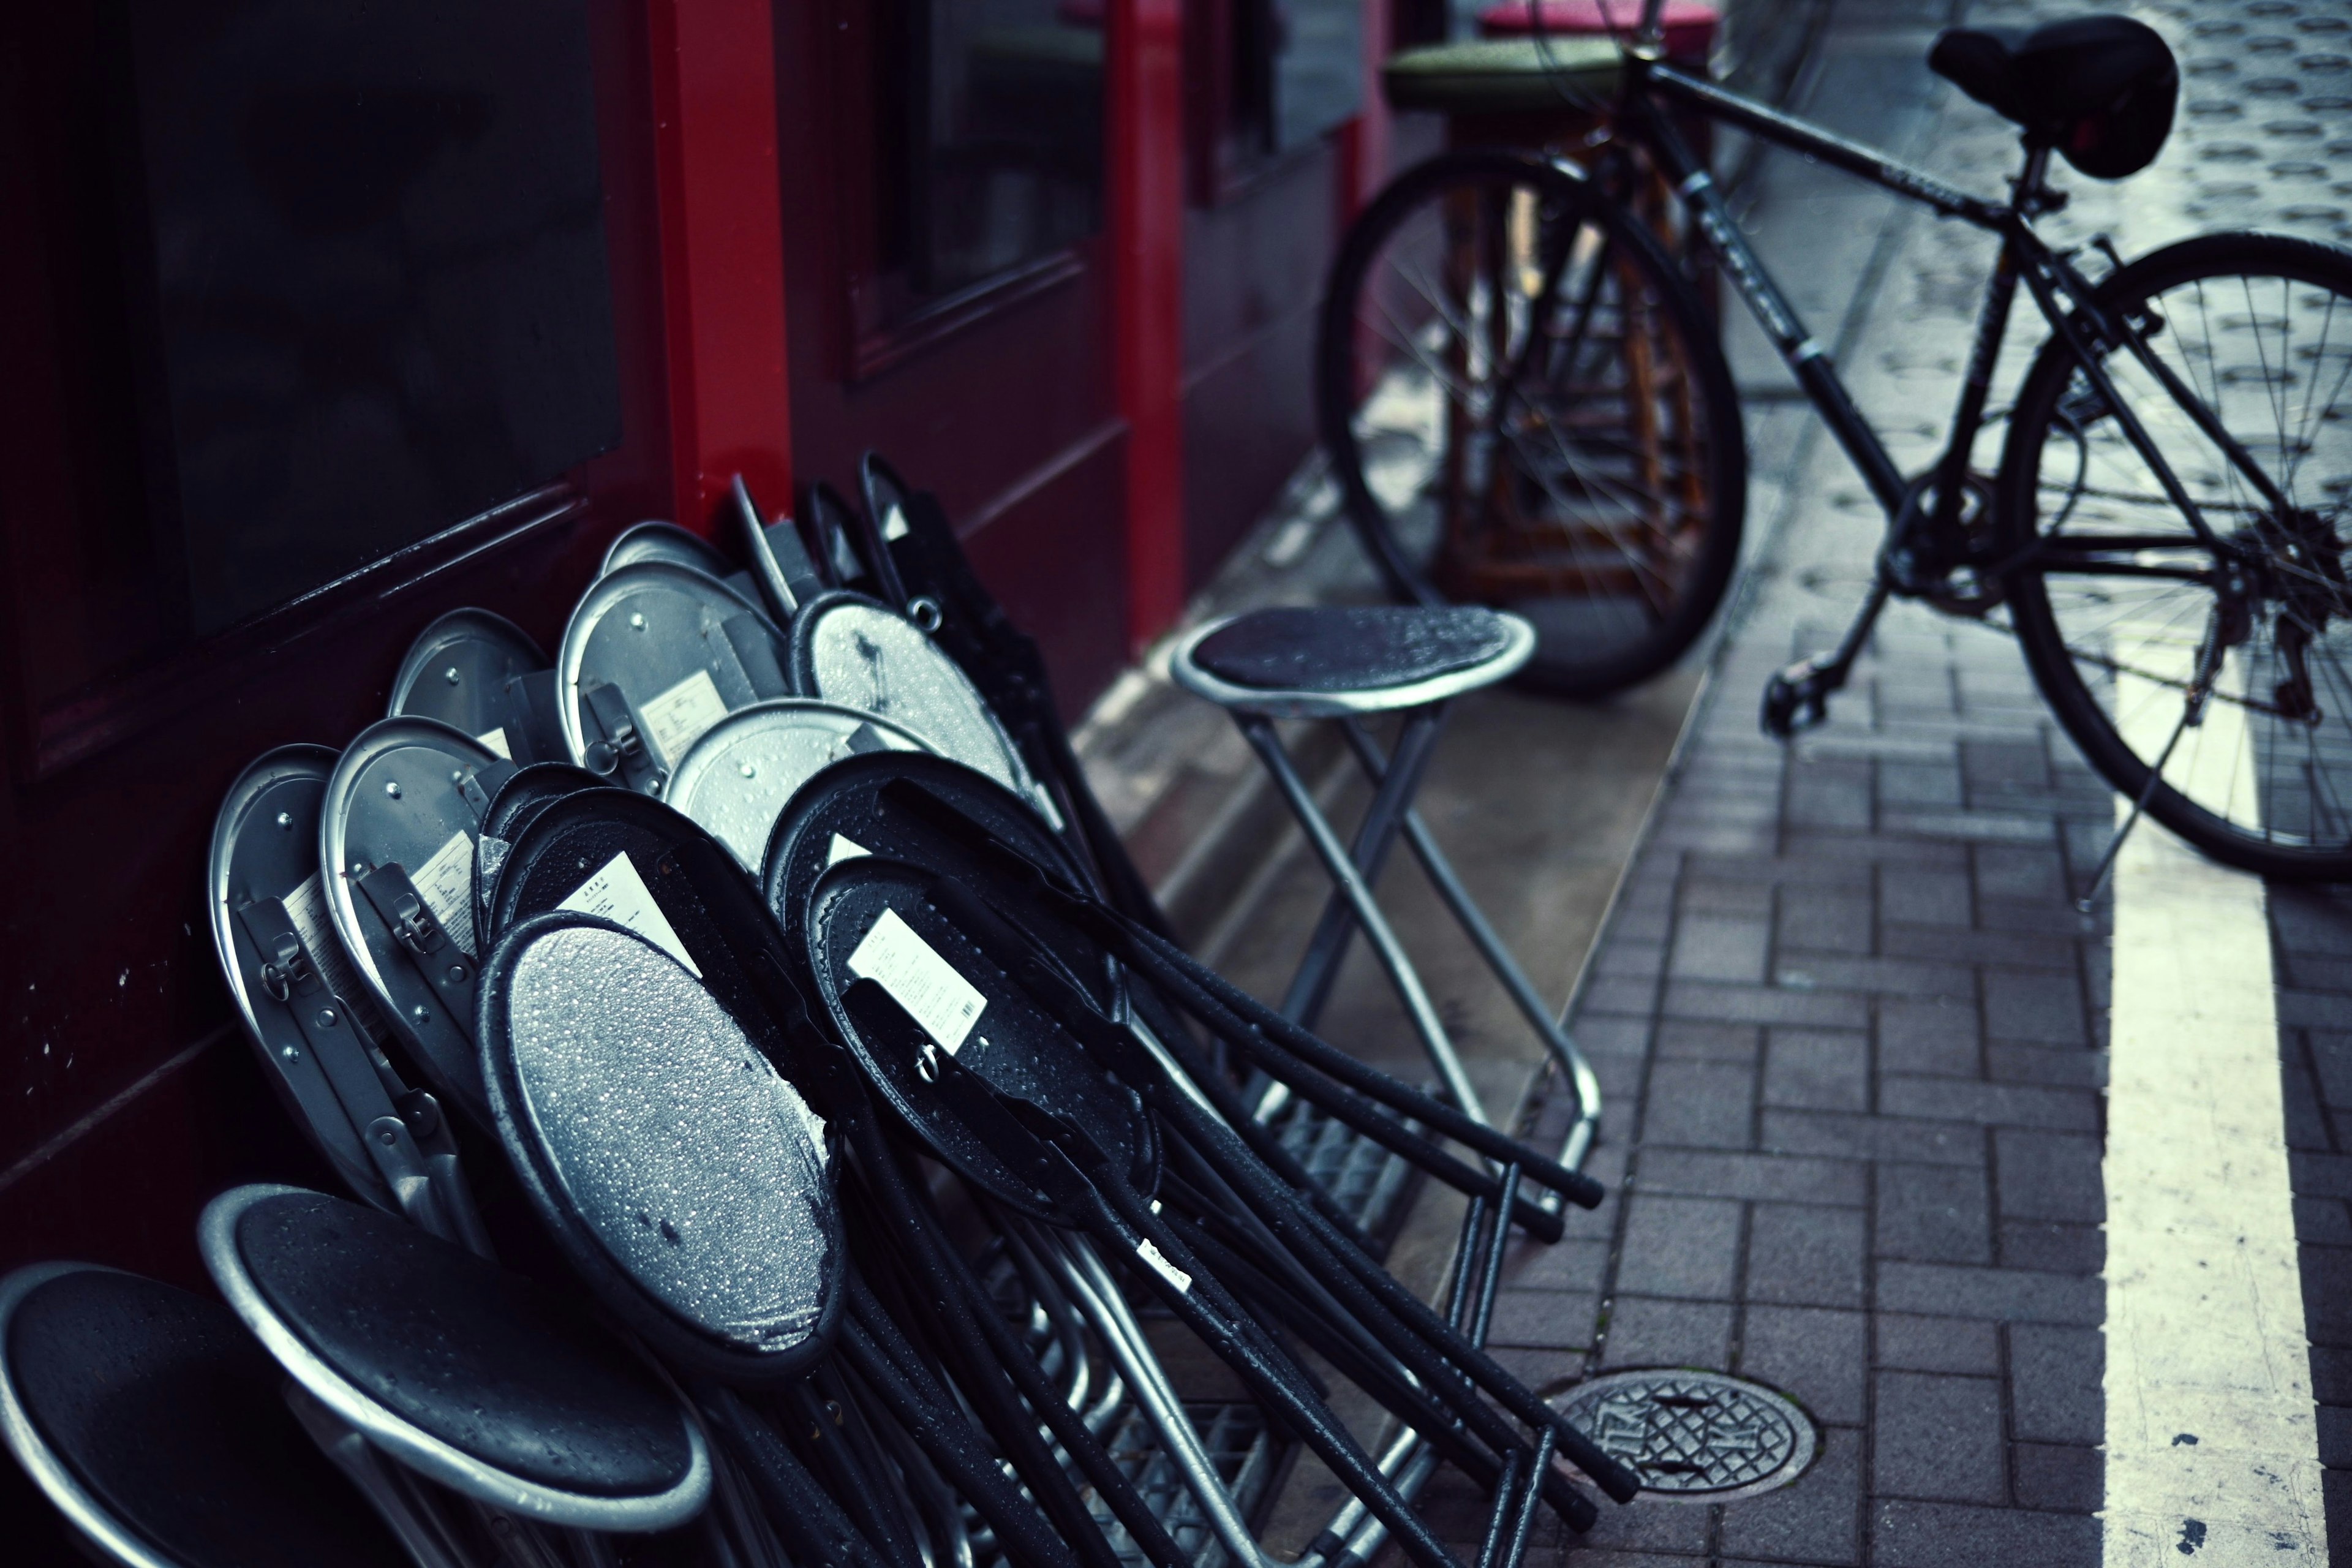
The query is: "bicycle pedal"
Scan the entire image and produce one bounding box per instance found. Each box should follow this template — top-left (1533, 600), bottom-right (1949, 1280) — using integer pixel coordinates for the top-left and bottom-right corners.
top-left (1761, 661), bottom-right (1833, 740)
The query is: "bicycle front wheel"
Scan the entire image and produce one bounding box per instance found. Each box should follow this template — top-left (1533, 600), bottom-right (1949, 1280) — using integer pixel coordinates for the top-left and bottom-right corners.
top-left (1316, 149), bottom-right (1746, 697)
top-left (2000, 232), bottom-right (2352, 880)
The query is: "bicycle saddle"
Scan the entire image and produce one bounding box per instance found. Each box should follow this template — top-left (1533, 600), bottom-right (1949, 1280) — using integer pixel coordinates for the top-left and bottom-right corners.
top-left (0, 1261), bottom-right (409, 1568)
top-left (1927, 15), bottom-right (2176, 178)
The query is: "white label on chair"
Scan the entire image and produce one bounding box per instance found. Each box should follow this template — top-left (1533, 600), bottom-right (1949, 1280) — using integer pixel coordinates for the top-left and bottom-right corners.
top-left (1135, 1238), bottom-right (1193, 1294)
top-left (848, 908), bottom-right (984, 1054)
top-left (827, 834), bottom-right (870, 866)
top-left (639, 669), bottom-right (729, 765)
top-left (560, 851), bottom-right (703, 978)
top-left (281, 873), bottom-right (379, 1040)
top-left (474, 725), bottom-right (513, 761)
top-left (413, 829), bottom-right (478, 959)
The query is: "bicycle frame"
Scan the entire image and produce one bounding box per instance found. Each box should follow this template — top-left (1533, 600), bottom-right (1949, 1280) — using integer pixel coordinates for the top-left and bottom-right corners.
top-left (1610, 51), bottom-right (2288, 587)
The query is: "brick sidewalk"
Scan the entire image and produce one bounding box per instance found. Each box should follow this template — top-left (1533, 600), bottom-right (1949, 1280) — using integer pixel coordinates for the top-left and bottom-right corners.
top-left (1392, 1), bottom-right (2352, 1562)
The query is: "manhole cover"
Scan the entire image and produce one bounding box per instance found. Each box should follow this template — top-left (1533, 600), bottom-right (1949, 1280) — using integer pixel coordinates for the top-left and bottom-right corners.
top-left (1553, 1370), bottom-right (1817, 1501)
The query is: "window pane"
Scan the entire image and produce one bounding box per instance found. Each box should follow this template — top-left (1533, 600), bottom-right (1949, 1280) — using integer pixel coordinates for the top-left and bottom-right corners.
top-left (127, 0), bottom-right (622, 633)
top-left (1274, 0), bottom-right (1365, 151)
top-left (886, 0), bottom-right (1105, 300)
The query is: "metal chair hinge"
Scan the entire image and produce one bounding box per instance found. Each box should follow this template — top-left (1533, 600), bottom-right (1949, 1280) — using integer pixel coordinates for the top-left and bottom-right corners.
top-left (258, 930), bottom-right (314, 1002)
top-left (388, 891), bottom-right (445, 958)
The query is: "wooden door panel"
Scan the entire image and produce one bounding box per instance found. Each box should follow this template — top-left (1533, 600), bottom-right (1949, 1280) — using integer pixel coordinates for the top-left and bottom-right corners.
top-left (776, 0), bottom-right (1126, 711)
top-left (0, 0), bottom-right (671, 1276)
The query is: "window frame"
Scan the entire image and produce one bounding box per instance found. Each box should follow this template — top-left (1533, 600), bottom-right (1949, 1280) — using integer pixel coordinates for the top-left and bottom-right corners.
top-left (0, 0), bottom-right (673, 787)
top-left (820, 0), bottom-right (1105, 382)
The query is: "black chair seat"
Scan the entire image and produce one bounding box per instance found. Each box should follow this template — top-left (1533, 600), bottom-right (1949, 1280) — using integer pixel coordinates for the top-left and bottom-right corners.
top-left (1927, 15), bottom-right (2176, 178)
top-left (224, 1188), bottom-right (699, 1500)
top-left (2, 1264), bottom-right (405, 1568)
top-left (1174, 606), bottom-right (1533, 716)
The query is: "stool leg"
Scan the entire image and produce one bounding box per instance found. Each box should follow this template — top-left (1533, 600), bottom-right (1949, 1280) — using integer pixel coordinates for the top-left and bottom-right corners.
top-left (1336, 724), bottom-right (1605, 1172)
top-left (1277, 709), bottom-right (1449, 1031)
top-left (1239, 716), bottom-right (1488, 1125)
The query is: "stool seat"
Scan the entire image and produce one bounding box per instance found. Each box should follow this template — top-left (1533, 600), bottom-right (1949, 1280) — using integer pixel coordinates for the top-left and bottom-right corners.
top-left (1171, 606), bottom-right (1534, 717)
top-left (1, 1262), bottom-right (407, 1568)
top-left (1383, 37), bottom-right (1621, 117)
top-left (203, 1185), bottom-right (710, 1529)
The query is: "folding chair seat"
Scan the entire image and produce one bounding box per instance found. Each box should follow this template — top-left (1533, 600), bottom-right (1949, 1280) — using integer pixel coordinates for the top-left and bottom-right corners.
top-left (318, 718), bottom-right (519, 1127)
top-left (1174, 605), bottom-right (1534, 717)
top-left (214, 744), bottom-right (488, 1250)
top-left (214, 753), bottom-right (765, 1564)
top-left (601, 518), bottom-right (771, 613)
top-left (665, 700), bottom-right (932, 871)
top-left (200, 1186), bottom-right (712, 1534)
top-left (386, 609), bottom-right (567, 767)
top-left (476, 799), bottom-right (1155, 1568)
top-left (556, 561), bottom-right (796, 797)
top-left (0, 1262), bottom-right (409, 1568)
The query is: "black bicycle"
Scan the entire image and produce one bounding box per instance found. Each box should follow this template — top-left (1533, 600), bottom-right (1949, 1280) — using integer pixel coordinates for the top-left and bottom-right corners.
top-left (1319, 9), bottom-right (2352, 881)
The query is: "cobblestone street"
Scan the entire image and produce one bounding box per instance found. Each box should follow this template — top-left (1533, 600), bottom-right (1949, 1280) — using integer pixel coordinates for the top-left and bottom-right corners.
top-left (1088, 1), bottom-right (2352, 1561)
top-left (1518, 1), bottom-right (2352, 1558)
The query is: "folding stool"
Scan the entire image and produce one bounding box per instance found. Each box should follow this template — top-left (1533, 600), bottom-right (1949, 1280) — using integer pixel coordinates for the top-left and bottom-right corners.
top-left (1169, 604), bottom-right (1602, 1167)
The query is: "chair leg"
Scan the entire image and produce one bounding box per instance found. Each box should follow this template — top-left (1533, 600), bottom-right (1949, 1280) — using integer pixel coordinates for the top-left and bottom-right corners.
top-left (1335, 722), bottom-right (1605, 1171)
top-left (1276, 707), bottom-right (1450, 1031)
top-left (1238, 716), bottom-right (1488, 1125)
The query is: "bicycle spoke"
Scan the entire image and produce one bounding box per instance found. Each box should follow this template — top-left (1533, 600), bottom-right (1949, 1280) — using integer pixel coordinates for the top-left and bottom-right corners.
top-left (2018, 250), bottom-right (2352, 863)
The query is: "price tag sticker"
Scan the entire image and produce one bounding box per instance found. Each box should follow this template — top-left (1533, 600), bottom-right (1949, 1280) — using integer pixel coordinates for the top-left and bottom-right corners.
top-left (847, 908), bottom-right (985, 1054)
top-left (639, 669), bottom-right (729, 765)
top-left (281, 874), bottom-right (382, 1040)
top-left (560, 851), bottom-right (703, 978)
top-left (412, 830), bottom-right (478, 959)
top-left (1135, 1238), bottom-right (1193, 1294)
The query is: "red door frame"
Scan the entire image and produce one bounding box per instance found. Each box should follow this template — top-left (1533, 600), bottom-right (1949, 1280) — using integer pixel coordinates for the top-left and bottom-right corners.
top-left (650, 0), bottom-right (1193, 661)
top-left (646, 0), bottom-right (797, 533)
top-left (1109, 0), bottom-right (1188, 654)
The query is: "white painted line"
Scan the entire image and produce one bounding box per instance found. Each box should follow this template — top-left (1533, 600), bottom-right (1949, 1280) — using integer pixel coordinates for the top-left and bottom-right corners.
top-left (2102, 655), bottom-right (2324, 1562)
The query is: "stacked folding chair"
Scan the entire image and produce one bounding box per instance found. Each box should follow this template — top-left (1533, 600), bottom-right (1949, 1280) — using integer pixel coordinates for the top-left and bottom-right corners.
top-left (2, 454), bottom-right (1625, 1568)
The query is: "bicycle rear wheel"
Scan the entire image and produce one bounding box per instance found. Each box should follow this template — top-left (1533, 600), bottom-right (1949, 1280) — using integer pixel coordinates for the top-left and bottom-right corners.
top-left (1316, 149), bottom-right (1746, 696)
top-left (1999, 232), bottom-right (2352, 880)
